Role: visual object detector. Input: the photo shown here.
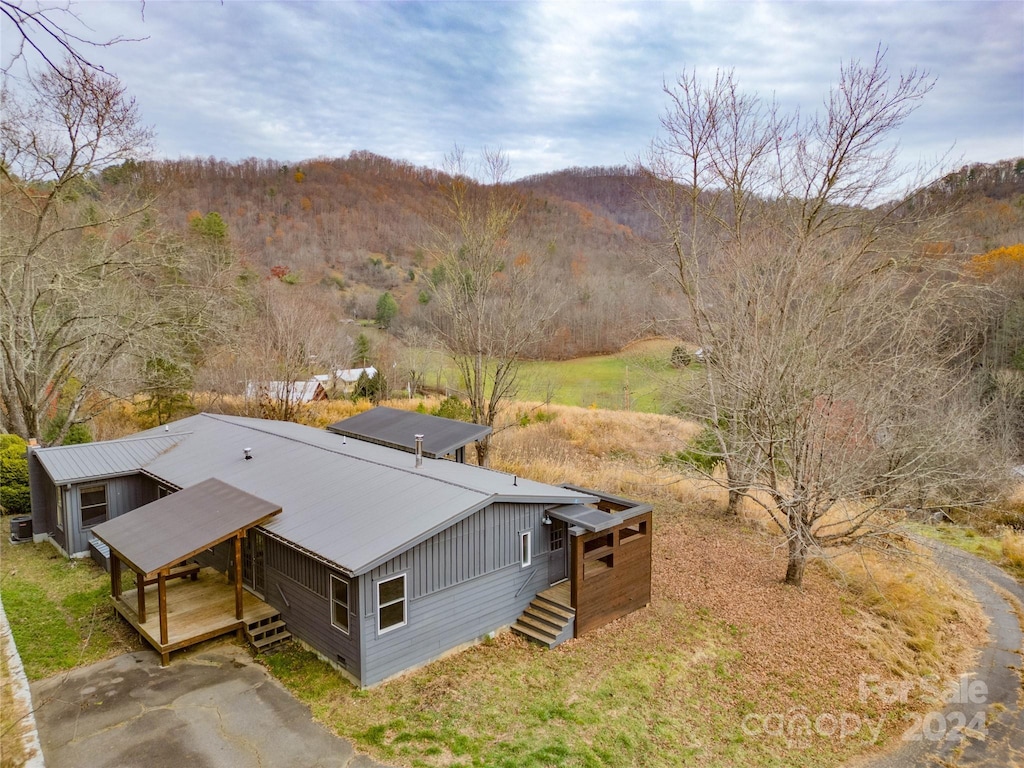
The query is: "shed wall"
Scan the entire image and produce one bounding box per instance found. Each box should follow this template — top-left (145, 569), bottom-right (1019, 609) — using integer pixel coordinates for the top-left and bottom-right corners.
top-left (571, 510), bottom-right (652, 636)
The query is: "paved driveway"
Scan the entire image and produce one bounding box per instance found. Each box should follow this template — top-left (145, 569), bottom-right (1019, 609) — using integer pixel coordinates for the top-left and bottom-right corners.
top-left (851, 543), bottom-right (1024, 768)
top-left (30, 642), bottom-right (391, 768)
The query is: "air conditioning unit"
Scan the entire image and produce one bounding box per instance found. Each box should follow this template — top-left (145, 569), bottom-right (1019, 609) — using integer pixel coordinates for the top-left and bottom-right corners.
top-left (9, 515), bottom-right (32, 542)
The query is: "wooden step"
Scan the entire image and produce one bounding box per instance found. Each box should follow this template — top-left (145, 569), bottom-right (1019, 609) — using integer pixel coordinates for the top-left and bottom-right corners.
top-left (512, 622), bottom-right (558, 646)
top-left (250, 631), bottom-right (292, 651)
top-left (246, 619), bottom-right (287, 640)
top-left (531, 598), bottom-right (574, 621)
top-left (518, 611), bottom-right (561, 637)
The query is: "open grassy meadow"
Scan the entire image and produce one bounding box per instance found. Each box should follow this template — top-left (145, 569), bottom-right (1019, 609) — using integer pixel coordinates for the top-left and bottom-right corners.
top-left (414, 339), bottom-right (697, 414)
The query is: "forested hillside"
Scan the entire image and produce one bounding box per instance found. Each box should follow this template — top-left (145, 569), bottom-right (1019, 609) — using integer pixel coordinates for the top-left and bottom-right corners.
top-left (135, 153), bottom-right (675, 359)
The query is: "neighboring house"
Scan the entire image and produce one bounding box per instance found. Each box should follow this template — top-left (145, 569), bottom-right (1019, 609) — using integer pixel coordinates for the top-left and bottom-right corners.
top-left (27, 410), bottom-right (652, 687)
top-left (314, 367), bottom-right (377, 394)
top-left (244, 379), bottom-right (328, 404)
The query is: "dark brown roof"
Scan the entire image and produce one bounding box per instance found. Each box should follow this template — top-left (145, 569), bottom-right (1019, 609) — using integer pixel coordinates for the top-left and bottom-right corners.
top-left (91, 478), bottom-right (281, 577)
top-left (327, 406), bottom-right (492, 458)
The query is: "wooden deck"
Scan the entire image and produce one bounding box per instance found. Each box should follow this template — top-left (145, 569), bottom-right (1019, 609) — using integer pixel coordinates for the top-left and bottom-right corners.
top-left (539, 581), bottom-right (571, 609)
top-left (111, 567), bottom-right (277, 663)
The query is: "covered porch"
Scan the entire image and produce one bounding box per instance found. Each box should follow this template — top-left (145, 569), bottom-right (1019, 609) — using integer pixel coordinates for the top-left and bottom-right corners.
top-left (92, 478), bottom-right (282, 664)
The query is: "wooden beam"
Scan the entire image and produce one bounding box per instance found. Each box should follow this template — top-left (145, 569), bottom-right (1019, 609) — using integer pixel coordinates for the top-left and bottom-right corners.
top-left (110, 555), bottom-right (121, 599)
top-left (234, 535), bottom-right (244, 620)
top-left (158, 571), bottom-right (169, 645)
top-left (136, 571), bottom-right (147, 623)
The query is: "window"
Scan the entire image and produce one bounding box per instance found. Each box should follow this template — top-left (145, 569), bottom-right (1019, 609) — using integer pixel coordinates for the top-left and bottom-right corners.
top-left (377, 574), bottom-right (406, 633)
top-left (520, 531), bottom-right (532, 568)
top-left (55, 487), bottom-right (64, 530)
top-left (330, 575), bottom-right (350, 633)
top-left (80, 485), bottom-right (108, 528)
top-left (550, 525), bottom-right (564, 552)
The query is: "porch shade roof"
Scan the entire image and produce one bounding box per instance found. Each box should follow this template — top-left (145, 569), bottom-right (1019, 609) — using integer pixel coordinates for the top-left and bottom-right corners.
top-left (91, 478), bottom-right (281, 578)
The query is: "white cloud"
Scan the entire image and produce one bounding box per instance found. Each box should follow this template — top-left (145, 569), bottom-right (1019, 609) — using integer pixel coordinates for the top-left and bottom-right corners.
top-left (3, 1), bottom-right (1020, 177)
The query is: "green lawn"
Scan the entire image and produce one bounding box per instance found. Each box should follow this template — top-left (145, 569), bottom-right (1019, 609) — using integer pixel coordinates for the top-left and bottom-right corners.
top-left (0, 535), bottom-right (142, 680)
top-left (422, 340), bottom-right (699, 414)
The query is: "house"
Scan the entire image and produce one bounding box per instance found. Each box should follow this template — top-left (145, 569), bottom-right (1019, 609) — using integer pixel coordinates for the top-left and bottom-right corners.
top-left (27, 410), bottom-right (652, 687)
top-left (314, 367), bottom-right (377, 394)
top-left (244, 379), bottom-right (328, 404)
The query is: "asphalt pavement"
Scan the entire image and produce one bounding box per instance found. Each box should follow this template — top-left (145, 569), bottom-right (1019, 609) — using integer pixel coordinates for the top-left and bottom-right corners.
top-left (30, 641), bottom-right (393, 768)
top-left (851, 542), bottom-right (1024, 768)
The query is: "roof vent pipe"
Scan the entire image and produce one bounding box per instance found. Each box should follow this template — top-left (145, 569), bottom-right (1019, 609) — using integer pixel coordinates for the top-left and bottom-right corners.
top-left (414, 434), bottom-right (424, 468)
top-left (244, 447), bottom-right (253, 461)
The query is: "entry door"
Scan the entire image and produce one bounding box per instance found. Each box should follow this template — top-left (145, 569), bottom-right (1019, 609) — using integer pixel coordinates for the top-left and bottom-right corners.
top-left (548, 520), bottom-right (568, 585)
top-left (242, 530), bottom-right (266, 596)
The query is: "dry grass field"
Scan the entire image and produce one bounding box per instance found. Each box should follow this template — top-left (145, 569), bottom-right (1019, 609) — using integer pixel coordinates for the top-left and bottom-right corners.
top-left (28, 396), bottom-right (994, 766)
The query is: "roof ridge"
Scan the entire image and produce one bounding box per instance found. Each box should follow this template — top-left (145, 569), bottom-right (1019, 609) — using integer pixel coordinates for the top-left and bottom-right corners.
top-left (201, 413), bottom-right (496, 498)
top-left (34, 431), bottom-right (191, 452)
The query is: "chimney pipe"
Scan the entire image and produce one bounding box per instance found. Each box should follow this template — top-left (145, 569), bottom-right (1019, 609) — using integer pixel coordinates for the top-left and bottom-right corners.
top-left (414, 434), bottom-right (424, 468)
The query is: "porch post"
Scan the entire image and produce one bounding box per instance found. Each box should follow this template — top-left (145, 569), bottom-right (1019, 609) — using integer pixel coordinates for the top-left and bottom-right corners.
top-left (136, 571), bottom-right (147, 623)
top-left (158, 571), bottom-right (169, 645)
top-left (234, 534), bottom-right (244, 620)
top-left (110, 555), bottom-right (122, 599)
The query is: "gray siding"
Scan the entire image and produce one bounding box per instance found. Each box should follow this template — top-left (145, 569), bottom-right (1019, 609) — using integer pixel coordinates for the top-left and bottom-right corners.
top-left (63, 475), bottom-right (154, 556)
top-left (358, 501), bottom-right (552, 687)
top-left (28, 451), bottom-right (60, 549)
top-left (263, 536), bottom-right (360, 676)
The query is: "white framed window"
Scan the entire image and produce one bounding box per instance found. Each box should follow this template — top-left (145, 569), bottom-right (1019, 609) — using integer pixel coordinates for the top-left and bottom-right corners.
top-left (377, 574), bottom-right (406, 634)
top-left (330, 575), bottom-right (350, 633)
top-left (55, 487), bottom-right (64, 530)
top-left (80, 485), bottom-right (108, 528)
top-left (520, 530), bottom-right (532, 568)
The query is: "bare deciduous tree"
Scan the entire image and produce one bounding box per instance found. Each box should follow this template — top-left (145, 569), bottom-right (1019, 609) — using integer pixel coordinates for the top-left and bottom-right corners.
top-left (642, 49), bottom-right (1001, 586)
top-left (240, 285), bottom-right (351, 422)
top-left (1, 0), bottom-right (138, 79)
top-left (1, 60), bottom-right (232, 443)
top-left (426, 148), bottom-right (558, 465)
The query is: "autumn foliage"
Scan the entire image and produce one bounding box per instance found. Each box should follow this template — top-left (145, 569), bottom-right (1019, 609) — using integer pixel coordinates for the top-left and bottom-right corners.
top-left (967, 243), bottom-right (1024, 277)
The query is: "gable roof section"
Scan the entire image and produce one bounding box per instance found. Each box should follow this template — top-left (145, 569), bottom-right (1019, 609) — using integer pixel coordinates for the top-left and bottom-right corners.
top-left (32, 434), bottom-right (189, 484)
top-left (91, 478), bottom-right (281, 578)
top-left (327, 406), bottom-right (492, 458)
top-left (93, 413), bottom-right (593, 576)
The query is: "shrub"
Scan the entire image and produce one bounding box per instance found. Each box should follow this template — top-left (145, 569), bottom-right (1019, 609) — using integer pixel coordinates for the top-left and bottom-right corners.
top-left (661, 425), bottom-right (722, 473)
top-left (433, 396), bottom-right (472, 422)
top-left (1002, 529), bottom-right (1024, 571)
top-left (670, 345), bottom-right (692, 369)
top-left (0, 434), bottom-right (31, 516)
top-left (43, 419), bottom-right (92, 446)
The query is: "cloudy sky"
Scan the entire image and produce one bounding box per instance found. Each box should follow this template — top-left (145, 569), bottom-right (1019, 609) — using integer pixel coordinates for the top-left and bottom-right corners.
top-left (3, 0), bottom-right (1022, 180)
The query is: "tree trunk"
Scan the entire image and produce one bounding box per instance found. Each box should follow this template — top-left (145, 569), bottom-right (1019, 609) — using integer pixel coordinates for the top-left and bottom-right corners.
top-left (475, 434), bottom-right (491, 467)
top-left (727, 487), bottom-right (743, 515)
top-left (785, 532), bottom-right (807, 586)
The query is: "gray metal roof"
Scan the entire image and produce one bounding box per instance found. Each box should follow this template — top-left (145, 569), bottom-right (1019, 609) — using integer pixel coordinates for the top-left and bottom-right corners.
top-left (91, 478), bottom-right (281, 577)
top-left (67, 412), bottom-right (594, 576)
top-left (327, 406), bottom-right (492, 458)
top-left (32, 434), bottom-right (189, 484)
